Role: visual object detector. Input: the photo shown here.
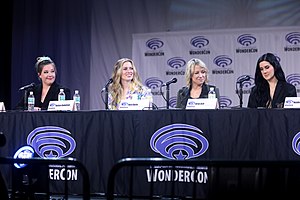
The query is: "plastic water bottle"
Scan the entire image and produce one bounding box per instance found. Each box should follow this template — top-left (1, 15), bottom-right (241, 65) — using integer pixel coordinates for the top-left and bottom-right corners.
top-left (58, 89), bottom-right (65, 101)
top-left (146, 88), bottom-right (153, 110)
top-left (73, 90), bottom-right (80, 111)
top-left (208, 87), bottom-right (216, 99)
top-left (27, 91), bottom-right (35, 111)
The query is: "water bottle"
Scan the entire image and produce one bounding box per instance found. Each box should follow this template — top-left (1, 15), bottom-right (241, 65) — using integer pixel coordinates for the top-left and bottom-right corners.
top-left (208, 87), bottom-right (216, 99)
top-left (146, 88), bottom-right (153, 110)
top-left (58, 88), bottom-right (66, 101)
top-left (73, 90), bottom-right (80, 111)
top-left (27, 91), bottom-right (35, 111)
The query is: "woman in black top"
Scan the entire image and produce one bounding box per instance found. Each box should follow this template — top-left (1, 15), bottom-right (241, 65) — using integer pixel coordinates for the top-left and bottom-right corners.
top-left (248, 53), bottom-right (296, 108)
top-left (16, 56), bottom-right (71, 110)
top-left (176, 58), bottom-right (219, 109)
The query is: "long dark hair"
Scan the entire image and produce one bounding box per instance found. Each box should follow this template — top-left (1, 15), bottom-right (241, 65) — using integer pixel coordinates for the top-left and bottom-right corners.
top-left (254, 53), bottom-right (286, 105)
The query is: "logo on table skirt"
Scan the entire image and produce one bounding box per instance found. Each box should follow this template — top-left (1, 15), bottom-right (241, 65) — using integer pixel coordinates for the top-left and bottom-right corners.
top-left (27, 126), bottom-right (76, 158)
top-left (150, 123), bottom-right (209, 160)
top-left (292, 132), bottom-right (300, 156)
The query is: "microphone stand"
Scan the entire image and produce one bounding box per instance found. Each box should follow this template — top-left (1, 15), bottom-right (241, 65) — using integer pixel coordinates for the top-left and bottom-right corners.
top-left (239, 82), bottom-right (243, 108)
top-left (166, 84), bottom-right (170, 109)
top-left (23, 90), bottom-right (29, 110)
top-left (105, 85), bottom-right (109, 110)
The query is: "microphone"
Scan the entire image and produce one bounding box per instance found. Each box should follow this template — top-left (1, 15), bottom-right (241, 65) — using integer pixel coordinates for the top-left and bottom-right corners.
top-left (101, 78), bottom-right (113, 92)
top-left (19, 82), bottom-right (35, 91)
top-left (237, 75), bottom-right (250, 83)
top-left (162, 78), bottom-right (177, 86)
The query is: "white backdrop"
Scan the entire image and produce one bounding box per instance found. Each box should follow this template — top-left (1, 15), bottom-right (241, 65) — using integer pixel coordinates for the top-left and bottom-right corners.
top-left (133, 26), bottom-right (300, 108)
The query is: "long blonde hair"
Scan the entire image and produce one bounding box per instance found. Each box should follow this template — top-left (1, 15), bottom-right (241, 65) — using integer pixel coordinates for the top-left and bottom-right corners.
top-left (109, 58), bottom-right (143, 107)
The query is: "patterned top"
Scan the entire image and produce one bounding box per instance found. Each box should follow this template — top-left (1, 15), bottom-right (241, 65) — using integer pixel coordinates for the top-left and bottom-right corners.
top-left (108, 85), bottom-right (152, 110)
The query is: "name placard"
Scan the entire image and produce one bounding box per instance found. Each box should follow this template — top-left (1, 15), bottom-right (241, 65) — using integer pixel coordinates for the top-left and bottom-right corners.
top-left (47, 100), bottom-right (76, 111)
top-left (186, 98), bottom-right (218, 110)
top-left (118, 99), bottom-right (151, 110)
top-left (284, 97), bottom-right (300, 108)
top-left (0, 102), bottom-right (5, 112)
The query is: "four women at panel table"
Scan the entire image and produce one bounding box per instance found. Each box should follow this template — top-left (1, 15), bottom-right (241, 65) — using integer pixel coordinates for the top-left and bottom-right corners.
top-left (16, 53), bottom-right (297, 110)
top-left (247, 53), bottom-right (297, 108)
top-left (15, 56), bottom-right (71, 110)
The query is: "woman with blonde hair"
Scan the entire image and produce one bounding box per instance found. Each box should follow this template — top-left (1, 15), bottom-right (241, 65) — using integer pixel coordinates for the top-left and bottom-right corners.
top-left (176, 58), bottom-right (219, 109)
top-left (108, 58), bottom-right (152, 110)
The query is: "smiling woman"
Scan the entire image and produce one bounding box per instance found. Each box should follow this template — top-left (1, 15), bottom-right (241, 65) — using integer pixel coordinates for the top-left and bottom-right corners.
top-left (107, 58), bottom-right (152, 110)
top-left (15, 56), bottom-right (72, 111)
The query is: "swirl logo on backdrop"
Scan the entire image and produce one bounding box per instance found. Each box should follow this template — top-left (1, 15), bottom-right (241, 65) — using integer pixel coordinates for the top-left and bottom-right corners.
top-left (169, 96), bottom-right (177, 108)
top-left (236, 34), bottom-right (258, 53)
top-left (144, 38), bottom-right (165, 56)
top-left (145, 77), bottom-right (164, 96)
top-left (219, 96), bottom-right (232, 108)
top-left (286, 73), bottom-right (300, 93)
top-left (236, 75), bottom-right (254, 94)
top-left (150, 124), bottom-right (209, 160)
top-left (167, 57), bottom-right (186, 69)
top-left (27, 126), bottom-right (76, 159)
top-left (212, 55), bottom-right (234, 75)
top-left (189, 36), bottom-right (210, 55)
top-left (284, 32), bottom-right (300, 52)
top-left (165, 57), bottom-right (186, 76)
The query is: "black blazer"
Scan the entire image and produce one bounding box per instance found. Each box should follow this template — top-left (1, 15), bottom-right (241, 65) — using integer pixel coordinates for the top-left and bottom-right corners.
top-left (247, 81), bottom-right (297, 108)
top-left (16, 82), bottom-right (71, 110)
top-left (176, 83), bottom-right (220, 109)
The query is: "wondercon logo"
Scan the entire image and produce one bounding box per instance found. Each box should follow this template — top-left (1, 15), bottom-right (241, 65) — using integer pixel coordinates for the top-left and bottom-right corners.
top-left (145, 77), bottom-right (163, 89)
top-left (13, 145), bottom-right (35, 168)
top-left (187, 101), bottom-right (196, 106)
top-left (286, 74), bottom-right (300, 87)
top-left (292, 132), bottom-right (300, 156)
top-left (213, 55), bottom-right (232, 68)
top-left (150, 124), bottom-right (209, 160)
top-left (146, 38), bottom-right (164, 50)
top-left (190, 36), bottom-right (209, 48)
top-left (237, 75), bottom-right (254, 88)
top-left (169, 96), bottom-right (177, 108)
top-left (27, 126), bottom-right (76, 159)
top-left (167, 57), bottom-right (186, 69)
top-left (120, 102), bottom-right (129, 106)
top-left (219, 96), bottom-right (232, 108)
top-left (237, 34), bottom-right (256, 46)
top-left (285, 32), bottom-right (300, 45)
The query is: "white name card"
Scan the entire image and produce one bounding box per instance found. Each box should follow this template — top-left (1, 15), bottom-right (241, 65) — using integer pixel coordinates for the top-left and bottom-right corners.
top-left (0, 102), bottom-right (6, 112)
top-left (47, 100), bottom-right (76, 111)
top-left (284, 97), bottom-right (300, 108)
top-left (186, 98), bottom-right (218, 110)
top-left (118, 99), bottom-right (151, 110)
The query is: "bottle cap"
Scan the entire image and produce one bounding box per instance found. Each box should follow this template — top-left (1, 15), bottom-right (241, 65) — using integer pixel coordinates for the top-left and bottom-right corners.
top-left (60, 89), bottom-right (64, 92)
top-left (75, 90), bottom-right (79, 94)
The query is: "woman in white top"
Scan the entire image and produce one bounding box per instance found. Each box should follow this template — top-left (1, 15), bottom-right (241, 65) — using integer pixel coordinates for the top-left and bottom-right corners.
top-left (108, 58), bottom-right (152, 110)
